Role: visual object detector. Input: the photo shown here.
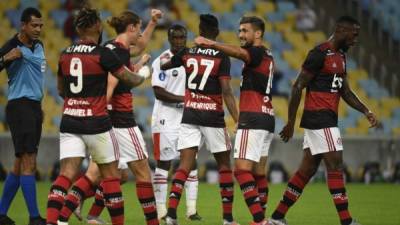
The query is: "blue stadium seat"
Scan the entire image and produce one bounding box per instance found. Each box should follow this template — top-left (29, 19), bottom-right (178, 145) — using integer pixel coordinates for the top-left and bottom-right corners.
top-left (50, 9), bottom-right (69, 28)
top-left (266, 12), bottom-right (285, 23)
top-left (277, 1), bottom-right (296, 13)
top-left (20, 0), bottom-right (39, 9)
top-left (5, 9), bottom-right (22, 28)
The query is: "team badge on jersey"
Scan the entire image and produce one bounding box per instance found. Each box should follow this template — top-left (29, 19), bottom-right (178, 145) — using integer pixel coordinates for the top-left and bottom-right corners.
top-left (159, 71), bottom-right (166, 81)
top-left (172, 70), bottom-right (178, 77)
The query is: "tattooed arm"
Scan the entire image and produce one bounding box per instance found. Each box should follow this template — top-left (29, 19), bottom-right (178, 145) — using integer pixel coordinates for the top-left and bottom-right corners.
top-left (280, 71), bottom-right (314, 142)
top-left (340, 77), bottom-right (378, 127)
top-left (112, 66), bottom-right (145, 88)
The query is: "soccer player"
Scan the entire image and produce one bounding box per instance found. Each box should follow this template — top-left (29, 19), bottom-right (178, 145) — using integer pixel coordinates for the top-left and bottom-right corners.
top-left (46, 8), bottom-right (147, 225)
top-left (161, 14), bottom-right (239, 225)
top-left (56, 9), bottom-right (162, 225)
top-left (268, 16), bottom-right (378, 225)
top-left (151, 24), bottom-right (201, 221)
top-left (195, 16), bottom-right (274, 225)
top-left (0, 7), bottom-right (46, 225)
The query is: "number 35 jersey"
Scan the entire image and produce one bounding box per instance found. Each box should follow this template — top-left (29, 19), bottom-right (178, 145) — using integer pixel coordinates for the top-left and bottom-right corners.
top-left (58, 40), bottom-right (124, 134)
top-left (171, 46), bottom-right (231, 128)
top-left (300, 42), bottom-right (347, 129)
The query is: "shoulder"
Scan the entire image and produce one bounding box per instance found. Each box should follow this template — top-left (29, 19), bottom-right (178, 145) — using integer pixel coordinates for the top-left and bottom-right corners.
top-left (1, 34), bottom-right (20, 52)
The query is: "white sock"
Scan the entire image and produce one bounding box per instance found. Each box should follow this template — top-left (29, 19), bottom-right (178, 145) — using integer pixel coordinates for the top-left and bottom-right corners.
top-left (185, 169), bottom-right (199, 216)
top-left (153, 167), bottom-right (168, 218)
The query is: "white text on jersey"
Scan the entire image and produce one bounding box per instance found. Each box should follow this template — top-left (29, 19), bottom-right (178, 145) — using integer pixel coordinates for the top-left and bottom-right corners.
top-left (66, 45), bottom-right (96, 53)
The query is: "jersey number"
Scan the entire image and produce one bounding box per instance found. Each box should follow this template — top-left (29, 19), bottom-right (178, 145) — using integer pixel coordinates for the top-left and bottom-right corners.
top-left (69, 57), bottom-right (83, 94)
top-left (265, 61), bottom-right (274, 94)
top-left (187, 58), bottom-right (214, 91)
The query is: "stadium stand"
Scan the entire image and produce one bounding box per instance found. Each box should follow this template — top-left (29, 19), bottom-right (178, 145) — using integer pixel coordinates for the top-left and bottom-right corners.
top-left (0, 0), bottom-right (399, 137)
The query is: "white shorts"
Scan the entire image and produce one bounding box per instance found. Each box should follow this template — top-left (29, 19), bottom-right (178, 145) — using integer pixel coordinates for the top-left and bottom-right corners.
top-left (152, 132), bottom-right (179, 161)
top-left (233, 129), bottom-right (274, 162)
top-left (60, 130), bottom-right (119, 164)
top-left (177, 123), bottom-right (232, 153)
top-left (303, 127), bottom-right (343, 155)
top-left (113, 126), bottom-right (148, 164)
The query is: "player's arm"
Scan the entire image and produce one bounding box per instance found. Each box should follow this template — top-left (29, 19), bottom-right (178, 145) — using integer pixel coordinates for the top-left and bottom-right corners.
top-left (280, 70), bottom-right (313, 142)
top-left (130, 9), bottom-right (162, 56)
top-left (153, 86), bottom-right (183, 103)
top-left (133, 54), bottom-right (151, 71)
top-left (340, 77), bottom-right (378, 127)
top-left (107, 73), bottom-right (119, 102)
top-left (160, 51), bottom-right (184, 71)
top-left (194, 36), bottom-right (251, 64)
top-left (220, 78), bottom-right (239, 123)
top-left (0, 41), bottom-right (22, 71)
top-left (102, 48), bottom-right (150, 88)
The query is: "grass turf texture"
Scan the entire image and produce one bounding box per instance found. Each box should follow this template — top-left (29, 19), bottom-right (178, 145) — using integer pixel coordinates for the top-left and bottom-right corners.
top-left (0, 182), bottom-right (399, 225)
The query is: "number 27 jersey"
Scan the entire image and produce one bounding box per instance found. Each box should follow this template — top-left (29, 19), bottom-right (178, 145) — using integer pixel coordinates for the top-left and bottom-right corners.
top-left (171, 46), bottom-right (231, 128)
top-left (58, 41), bottom-right (124, 134)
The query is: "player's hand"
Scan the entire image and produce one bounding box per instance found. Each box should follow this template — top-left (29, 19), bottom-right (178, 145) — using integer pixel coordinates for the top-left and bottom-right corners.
top-left (279, 123), bottom-right (294, 142)
top-left (365, 111), bottom-right (379, 128)
top-left (3, 48), bottom-right (22, 62)
top-left (194, 36), bottom-right (216, 47)
top-left (138, 65), bottom-right (152, 79)
top-left (138, 53), bottom-right (151, 65)
top-left (160, 53), bottom-right (170, 66)
top-left (150, 9), bottom-right (163, 23)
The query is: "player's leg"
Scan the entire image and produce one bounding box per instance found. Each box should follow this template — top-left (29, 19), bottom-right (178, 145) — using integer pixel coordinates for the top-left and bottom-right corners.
top-left (233, 129), bottom-right (265, 224)
top-left (129, 159), bottom-right (159, 225)
top-left (253, 156), bottom-right (269, 214)
top-left (0, 158), bottom-right (21, 225)
top-left (185, 161), bottom-right (201, 220)
top-left (253, 131), bottom-right (273, 215)
top-left (154, 160), bottom-right (171, 219)
top-left (58, 161), bottom-right (99, 223)
top-left (166, 147), bottom-right (197, 224)
top-left (204, 126), bottom-right (236, 225)
top-left (152, 132), bottom-right (172, 219)
top-left (323, 143), bottom-right (354, 225)
top-left (89, 130), bottom-right (125, 225)
top-left (114, 126), bottom-right (158, 225)
top-left (270, 130), bottom-right (323, 224)
top-left (47, 133), bottom-right (86, 225)
top-left (166, 124), bottom-right (200, 224)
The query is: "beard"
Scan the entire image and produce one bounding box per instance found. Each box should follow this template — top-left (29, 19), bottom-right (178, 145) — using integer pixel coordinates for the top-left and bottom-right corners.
top-left (338, 39), bottom-right (350, 52)
top-left (240, 39), bottom-right (252, 48)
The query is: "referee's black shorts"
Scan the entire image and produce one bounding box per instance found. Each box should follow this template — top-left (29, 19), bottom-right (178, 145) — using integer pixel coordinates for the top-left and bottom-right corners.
top-left (6, 97), bottom-right (43, 156)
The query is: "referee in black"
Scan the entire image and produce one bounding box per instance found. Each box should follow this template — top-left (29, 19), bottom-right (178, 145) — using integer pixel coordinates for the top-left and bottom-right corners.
top-left (0, 7), bottom-right (46, 225)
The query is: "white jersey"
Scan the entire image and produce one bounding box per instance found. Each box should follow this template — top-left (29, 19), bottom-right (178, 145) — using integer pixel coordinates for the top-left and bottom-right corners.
top-left (151, 49), bottom-right (186, 133)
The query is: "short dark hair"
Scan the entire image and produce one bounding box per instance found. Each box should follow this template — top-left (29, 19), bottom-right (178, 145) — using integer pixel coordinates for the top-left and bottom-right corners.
top-left (21, 7), bottom-right (41, 23)
top-left (168, 24), bottom-right (187, 37)
top-left (74, 8), bottom-right (101, 30)
top-left (239, 16), bottom-right (265, 37)
top-left (336, 16), bottom-right (360, 26)
top-left (108, 11), bottom-right (140, 34)
top-left (199, 14), bottom-right (219, 38)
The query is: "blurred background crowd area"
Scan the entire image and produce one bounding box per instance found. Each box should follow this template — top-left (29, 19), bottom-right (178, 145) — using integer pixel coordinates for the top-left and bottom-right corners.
top-left (0, 0), bottom-right (399, 137)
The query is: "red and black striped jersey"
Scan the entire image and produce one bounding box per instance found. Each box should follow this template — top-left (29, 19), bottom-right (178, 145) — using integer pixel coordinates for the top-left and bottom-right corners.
top-left (300, 42), bottom-right (346, 129)
top-left (171, 46), bottom-right (230, 127)
top-left (238, 45), bottom-right (275, 133)
top-left (103, 40), bottom-right (136, 128)
top-left (58, 40), bottom-right (124, 134)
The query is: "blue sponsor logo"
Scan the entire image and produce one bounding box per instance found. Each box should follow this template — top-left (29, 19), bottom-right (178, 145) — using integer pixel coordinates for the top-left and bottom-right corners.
top-left (159, 72), bottom-right (166, 81)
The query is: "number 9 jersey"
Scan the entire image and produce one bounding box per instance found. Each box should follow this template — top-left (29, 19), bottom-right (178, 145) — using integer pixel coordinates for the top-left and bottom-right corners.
top-left (58, 40), bottom-right (125, 134)
top-left (170, 46), bottom-right (231, 128)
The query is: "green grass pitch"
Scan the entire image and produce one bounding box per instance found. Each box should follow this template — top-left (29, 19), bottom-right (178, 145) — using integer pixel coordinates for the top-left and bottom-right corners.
top-left (1, 182), bottom-right (399, 225)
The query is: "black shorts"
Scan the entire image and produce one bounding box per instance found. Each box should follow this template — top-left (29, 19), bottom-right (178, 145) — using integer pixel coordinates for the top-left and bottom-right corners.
top-left (6, 97), bottom-right (43, 156)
